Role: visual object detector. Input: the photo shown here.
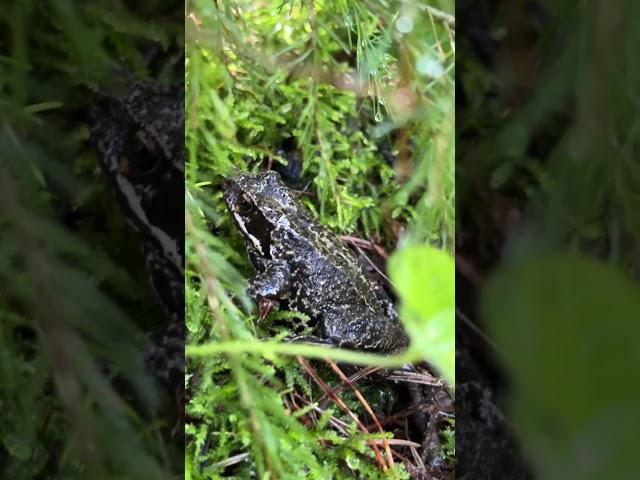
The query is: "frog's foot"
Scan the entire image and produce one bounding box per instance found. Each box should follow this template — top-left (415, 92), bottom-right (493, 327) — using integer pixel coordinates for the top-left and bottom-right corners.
top-left (257, 298), bottom-right (277, 322)
top-left (248, 259), bottom-right (292, 299)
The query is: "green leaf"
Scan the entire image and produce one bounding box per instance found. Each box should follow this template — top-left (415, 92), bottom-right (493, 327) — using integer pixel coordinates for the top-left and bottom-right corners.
top-left (4, 432), bottom-right (32, 461)
top-left (490, 161), bottom-right (516, 189)
top-left (24, 101), bottom-right (64, 114)
top-left (388, 245), bottom-right (454, 387)
top-left (482, 253), bottom-right (640, 479)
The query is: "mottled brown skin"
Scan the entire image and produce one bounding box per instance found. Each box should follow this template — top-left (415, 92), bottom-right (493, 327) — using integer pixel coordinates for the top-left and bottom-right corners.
top-left (223, 170), bottom-right (409, 353)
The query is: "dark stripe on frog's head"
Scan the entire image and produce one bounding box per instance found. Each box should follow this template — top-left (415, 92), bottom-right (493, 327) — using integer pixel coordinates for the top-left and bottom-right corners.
top-left (90, 84), bottom-right (184, 274)
top-left (223, 174), bottom-right (273, 258)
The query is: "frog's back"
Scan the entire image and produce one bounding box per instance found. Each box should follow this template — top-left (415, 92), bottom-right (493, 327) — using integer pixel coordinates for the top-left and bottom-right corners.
top-left (286, 213), bottom-right (378, 298)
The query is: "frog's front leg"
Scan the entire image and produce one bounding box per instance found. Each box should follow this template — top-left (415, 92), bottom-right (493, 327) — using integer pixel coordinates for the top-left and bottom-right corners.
top-left (247, 259), bottom-right (292, 299)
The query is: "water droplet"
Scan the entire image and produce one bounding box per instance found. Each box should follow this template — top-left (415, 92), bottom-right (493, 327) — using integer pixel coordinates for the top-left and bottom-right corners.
top-left (346, 453), bottom-right (360, 469)
top-left (396, 16), bottom-right (414, 34)
top-left (341, 73), bottom-right (354, 88)
top-left (416, 55), bottom-right (445, 78)
top-left (374, 112), bottom-right (383, 122)
top-left (378, 96), bottom-right (386, 106)
top-left (344, 15), bottom-right (353, 28)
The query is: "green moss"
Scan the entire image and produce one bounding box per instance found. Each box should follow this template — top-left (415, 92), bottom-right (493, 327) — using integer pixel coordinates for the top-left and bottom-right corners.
top-left (186, 0), bottom-right (454, 477)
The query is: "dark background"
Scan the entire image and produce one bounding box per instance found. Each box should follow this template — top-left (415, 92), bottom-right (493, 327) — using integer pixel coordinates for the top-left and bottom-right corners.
top-left (0, 1), bottom-right (184, 478)
top-left (457, 0), bottom-right (640, 478)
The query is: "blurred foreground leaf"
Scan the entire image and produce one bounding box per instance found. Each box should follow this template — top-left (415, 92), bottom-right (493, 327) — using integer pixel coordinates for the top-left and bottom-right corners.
top-left (483, 253), bottom-right (640, 480)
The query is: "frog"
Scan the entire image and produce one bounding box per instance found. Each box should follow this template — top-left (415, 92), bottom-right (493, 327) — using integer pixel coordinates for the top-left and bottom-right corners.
top-left (223, 170), bottom-right (409, 353)
top-left (89, 81), bottom-right (185, 391)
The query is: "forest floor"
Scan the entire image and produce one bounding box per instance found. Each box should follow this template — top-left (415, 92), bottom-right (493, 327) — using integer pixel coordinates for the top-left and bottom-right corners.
top-left (185, 1), bottom-right (455, 478)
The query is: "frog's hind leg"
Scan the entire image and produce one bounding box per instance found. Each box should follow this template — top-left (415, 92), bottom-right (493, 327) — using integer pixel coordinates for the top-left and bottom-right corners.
top-left (248, 259), bottom-right (292, 299)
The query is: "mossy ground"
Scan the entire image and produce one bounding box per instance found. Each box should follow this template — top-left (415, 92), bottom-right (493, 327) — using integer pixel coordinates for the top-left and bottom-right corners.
top-left (185, 1), bottom-right (455, 478)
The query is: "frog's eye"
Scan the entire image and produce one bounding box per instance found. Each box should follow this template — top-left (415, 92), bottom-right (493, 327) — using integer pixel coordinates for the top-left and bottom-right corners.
top-left (125, 132), bottom-right (162, 178)
top-left (238, 195), bottom-right (255, 214)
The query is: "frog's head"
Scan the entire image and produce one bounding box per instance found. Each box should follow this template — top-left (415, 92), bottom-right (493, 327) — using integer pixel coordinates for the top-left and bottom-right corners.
top-left (223, 170), bottom-right (297, 257)
top-left (90, 82), bottom-right (184, 177)
top-left (90, 82), bottom-right (184, 273)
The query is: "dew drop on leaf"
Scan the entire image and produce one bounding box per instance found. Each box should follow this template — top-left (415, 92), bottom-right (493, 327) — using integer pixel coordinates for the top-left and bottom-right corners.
top-left (396, 16), bottom-right (414, 34)
top-left (417, 55), bottom-right (445, 79)
top-left (374, 112), bottom-right (383, 122)
top-left (345, 452), bottom-right (361, 469)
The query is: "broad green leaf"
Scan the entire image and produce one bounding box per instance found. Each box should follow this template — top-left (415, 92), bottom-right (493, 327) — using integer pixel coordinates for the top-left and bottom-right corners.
top-left (482, 253), bottom-right (640, 479)
top-left (389, 245), bottom-right (454, 387)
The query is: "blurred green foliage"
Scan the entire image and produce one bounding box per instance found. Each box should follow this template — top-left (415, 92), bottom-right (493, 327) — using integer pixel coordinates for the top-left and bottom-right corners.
top-left (483, 254), bottom-right (640, 479)
top-left (457, 0), bottom-right (640, 478)
top-left (186, 0), bottom-right (454, 478)
top-left (0, 1), bottom-right (183, 478)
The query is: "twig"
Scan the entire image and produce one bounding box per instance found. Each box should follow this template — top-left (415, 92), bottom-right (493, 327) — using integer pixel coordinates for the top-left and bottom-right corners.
top-left (423, 5), bottom-right (455, 28)
top-left (212, 452), bottom-right (250, 469)
top-left (292, 392), bottom-right (351, 435)
top-left (316, 366), bottom-right (381, 408)
top-left (296, 356), bottom-right (389, 471)
top-left (340, 235), bottom-right (389, 260)
top-left (371, 438), bottom-right (421, 448)
top-left (456, 307), bottom-right (503, 355)
top-left (386, 369), bottom-right (442, 386)
top-left (325, 359), bottom-right (395, 469)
